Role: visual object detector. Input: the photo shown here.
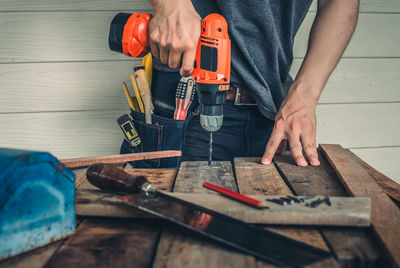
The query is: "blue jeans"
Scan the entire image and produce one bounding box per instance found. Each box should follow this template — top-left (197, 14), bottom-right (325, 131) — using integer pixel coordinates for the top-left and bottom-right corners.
top-left (182, 101), bottom-right (274, 161)
top-left (120, 67), bottom-right (275, 167)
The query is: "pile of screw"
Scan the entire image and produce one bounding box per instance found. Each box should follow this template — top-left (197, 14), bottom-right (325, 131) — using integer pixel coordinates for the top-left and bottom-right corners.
top-left (305, 196), bottom-right (331, 208)
top-left (266, 195), bottom-right (331, 208)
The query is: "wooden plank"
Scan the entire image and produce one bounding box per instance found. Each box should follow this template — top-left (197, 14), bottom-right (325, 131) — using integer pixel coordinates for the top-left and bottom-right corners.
top-left (62, 150), bottom-right (181, 168)
top-left (0, 12), bottom-right (127, 63)
top-left (0, 59), bottom-right (399, 114)
top-left (76, 168), bottom-right (177, 217)
top-left (0, 13), bottom-right (398, 64)
top-left (321, 144), bottom-right (400, 267)
top-left (78, 189), bottom-right (371, 226)
top-left (290, 58), bottom-right (400, 104)
top-left (0, 241), bottom-right (63, 268)
top-left (167, 193), bottom-right (371, 227)
top-left (351, 147), bottom-right (400, 185)
top-left (308, 0), bottom-right (400, 13)
top-left (172, 161), bottom-right (237, 193)
top-left (316, 103), bottom-right (400, 148)
top-left (0, 61), bottom-right (140, 113)
top-left (274, 151), bottom-right (383, 267)
top-left (0, 110), bottom-right (125, 159)
top-left (353, 149), bottom-right (400, 204)
top-left (45, 218), bottom-right (160, 268)
top-left (0, 0), bottom-right (152, 11)
top-left (1, 0), bottom-right (399, 12)
top-left (1, 104), bottom-right (398, 161)
top-left (294, 13), bottom-right (400, 58)
top-left (234, 158), bottom-right (330, 252)
top-left (153, 161), bottom-right (259, 268)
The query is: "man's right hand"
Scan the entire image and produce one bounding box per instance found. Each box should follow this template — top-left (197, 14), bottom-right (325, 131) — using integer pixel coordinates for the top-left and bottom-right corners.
top-left (149, 0), bottom-right (201, 76)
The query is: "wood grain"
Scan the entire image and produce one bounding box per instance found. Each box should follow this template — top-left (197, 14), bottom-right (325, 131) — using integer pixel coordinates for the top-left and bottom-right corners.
top-left (308, 0), bottom-right (400, 12)
top-left (354, 150), bottom-right (400, 204)
top-left (166, 193), bottom-right (371, 226)
top-left (235, 157), bottom-right (292, 195)
top-left (62, 150), bottom-right (181, 168)
top-left (274, 150), bottom-right (383, 267)
top-left (0, 110), bottom-right (124, 159)
top-left (0, 0), bottom-right (152, 11)
top-left (351, 147), bottom-right (400, 184)
top-left (234, 158), bottom-right (329, 252)
top-left (1, 0), bottom-right (398, 12)
top-left (1, 104), bottom-right (399, 160)
top-left (321, 144), bottom-right (400, 267)
top-left (172, 161), bottom-right (237, 193)
top-left (153, 161), bottom-right (258, 268)
top-left (1, 59), bottom-right (399, 114)
top-left (290, 58), bottom-right (400, 104)
top-left (0, 61), bottom-right (140, 113)
top-left (294, 13), bottom-right (400, 58)
top-left (44, 218), bottom-right (160, 268)
top-left (316, 103), bottom-right (400, 148)
top-left (76, 168), bottom-right (177, 218)
top-left (0, 241), bottom-right (63, 268)
top-left (0, 13), bottom-right (398, 64)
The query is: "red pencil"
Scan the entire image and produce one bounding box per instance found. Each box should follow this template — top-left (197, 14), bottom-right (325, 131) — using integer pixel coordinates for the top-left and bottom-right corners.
top-left (203, 182), bottom-right (268, 208)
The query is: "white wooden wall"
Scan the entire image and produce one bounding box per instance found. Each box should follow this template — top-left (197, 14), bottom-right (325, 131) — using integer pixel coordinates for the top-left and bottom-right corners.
top-left (0, 1), bottom-right (399, 182)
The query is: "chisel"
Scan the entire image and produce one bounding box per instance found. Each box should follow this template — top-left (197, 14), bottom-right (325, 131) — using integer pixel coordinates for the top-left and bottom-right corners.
top-left (86, 163), bottom-right (331, 267)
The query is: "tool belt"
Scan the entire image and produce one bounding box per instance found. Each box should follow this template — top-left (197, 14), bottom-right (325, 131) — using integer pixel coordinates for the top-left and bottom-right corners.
top-left (226, 85), bottom-right (257, 106)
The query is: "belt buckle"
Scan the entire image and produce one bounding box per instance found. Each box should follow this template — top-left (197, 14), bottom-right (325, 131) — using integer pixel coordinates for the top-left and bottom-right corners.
top-left (234, 87), bottom-right (256, 106)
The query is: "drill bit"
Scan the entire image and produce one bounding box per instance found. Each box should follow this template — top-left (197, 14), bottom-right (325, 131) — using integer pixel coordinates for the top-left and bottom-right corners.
top-left (208, 132), bottom-right (213, 166)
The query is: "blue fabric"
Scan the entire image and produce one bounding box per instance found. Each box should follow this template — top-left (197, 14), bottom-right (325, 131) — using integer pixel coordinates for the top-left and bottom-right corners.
top-left (121, 66), bottom-right (275, 165)
top-left (191, 0), bottom-right (312, 120)
top-left (120, 67), bottom-right (196, 167)
top-left (182, 100), bottom-right (275, 161)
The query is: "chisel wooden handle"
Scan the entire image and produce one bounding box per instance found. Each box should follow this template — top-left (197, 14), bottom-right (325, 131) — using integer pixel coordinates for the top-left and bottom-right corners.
top-left (86, 163), bottom-right (148, 194)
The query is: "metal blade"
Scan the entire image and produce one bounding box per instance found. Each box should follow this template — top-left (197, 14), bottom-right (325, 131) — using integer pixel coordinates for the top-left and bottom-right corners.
top-left (120, 191), bottom-right (331, 267)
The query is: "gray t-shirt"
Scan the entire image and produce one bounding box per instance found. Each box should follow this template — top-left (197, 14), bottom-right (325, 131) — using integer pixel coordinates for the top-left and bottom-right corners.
top-left (192, 0), bottom-right (312, 119)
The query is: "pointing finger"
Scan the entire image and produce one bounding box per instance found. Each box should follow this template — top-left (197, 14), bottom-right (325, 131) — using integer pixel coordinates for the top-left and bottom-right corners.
top-left (262, 127), bottom-right (284, 165)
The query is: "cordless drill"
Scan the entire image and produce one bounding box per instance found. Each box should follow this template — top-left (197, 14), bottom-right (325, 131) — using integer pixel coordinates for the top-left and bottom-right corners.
top-left (108, 12), bottom-right (231, 133)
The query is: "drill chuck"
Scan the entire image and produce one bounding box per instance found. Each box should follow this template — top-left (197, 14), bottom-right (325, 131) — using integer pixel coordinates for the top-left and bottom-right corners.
top-left (197, 83), bottom-right (227, 132)
top-left (200, 111), bottom-right (223, 132)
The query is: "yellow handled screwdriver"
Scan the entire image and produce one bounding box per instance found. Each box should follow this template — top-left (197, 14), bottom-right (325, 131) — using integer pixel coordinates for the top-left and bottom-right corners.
top-left (134, 66), bottom-right (153, 124)
top-left (130, 73), bottom-right (144, 113)
top-left (122, 82), bottom-right (136, 111)
top-left (142, 53), bottom-right (152, 88)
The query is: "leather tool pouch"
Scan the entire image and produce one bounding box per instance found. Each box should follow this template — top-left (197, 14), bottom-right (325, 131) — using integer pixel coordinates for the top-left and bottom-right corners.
top-left (120, 67), bottom-right (198, 168)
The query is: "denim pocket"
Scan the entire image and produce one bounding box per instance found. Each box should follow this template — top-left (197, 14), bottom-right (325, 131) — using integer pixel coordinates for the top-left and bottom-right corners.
top-left (120, 108), bottom-right (189, 168)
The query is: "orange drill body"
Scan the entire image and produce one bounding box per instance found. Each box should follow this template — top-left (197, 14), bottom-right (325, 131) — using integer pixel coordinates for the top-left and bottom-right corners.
top-left (191, 14), bottom-right (231, 89)
top-left (109, 12), bottom-right (231, 132)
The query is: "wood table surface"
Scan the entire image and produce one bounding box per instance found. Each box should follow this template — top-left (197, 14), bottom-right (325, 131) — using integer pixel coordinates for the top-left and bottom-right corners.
top-left (1, 145), bottom-right (399, 268)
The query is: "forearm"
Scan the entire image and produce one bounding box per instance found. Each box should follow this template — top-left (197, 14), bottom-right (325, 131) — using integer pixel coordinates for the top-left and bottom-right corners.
top-left (293, 0), bottom-right (359, 103)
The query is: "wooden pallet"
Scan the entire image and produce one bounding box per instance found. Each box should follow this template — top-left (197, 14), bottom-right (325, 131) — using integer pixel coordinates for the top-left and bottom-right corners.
top-left (1, 144), bottom-right (399, 268)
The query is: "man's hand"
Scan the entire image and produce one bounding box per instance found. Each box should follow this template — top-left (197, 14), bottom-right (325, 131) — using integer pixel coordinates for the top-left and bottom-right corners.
top-left (261, 0), bottom-right (359, 166)
top-left (149, 0), bottom-right (201, 76)
top-left (261, 82), bottom-right (320, 167)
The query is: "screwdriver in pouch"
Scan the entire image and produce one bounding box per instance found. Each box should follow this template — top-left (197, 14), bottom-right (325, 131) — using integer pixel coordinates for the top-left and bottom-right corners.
top-left (174, 76), bottom-right (196, 120)
top-left (134, 66), bottom-right (154, 124)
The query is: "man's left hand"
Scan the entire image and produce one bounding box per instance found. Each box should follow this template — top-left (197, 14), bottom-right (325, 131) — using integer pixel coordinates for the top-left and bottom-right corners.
top-left (261, 82), bottom-right (320, 167)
